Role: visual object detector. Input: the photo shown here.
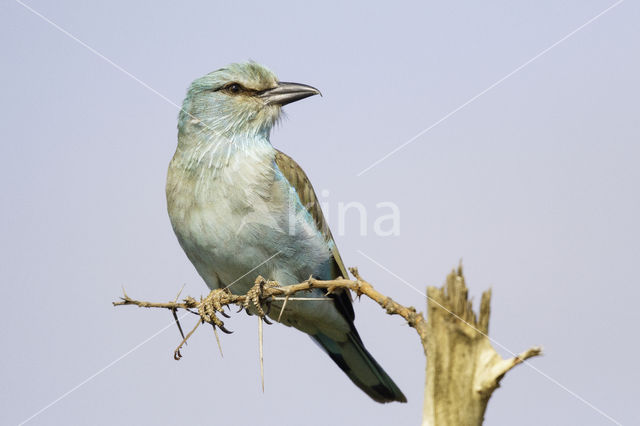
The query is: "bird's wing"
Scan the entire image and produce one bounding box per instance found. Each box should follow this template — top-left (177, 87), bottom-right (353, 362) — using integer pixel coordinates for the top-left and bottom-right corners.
top-left (275, 151), bottom-right (406, 403)
top-left (274, 150), bottom-right (354, 321)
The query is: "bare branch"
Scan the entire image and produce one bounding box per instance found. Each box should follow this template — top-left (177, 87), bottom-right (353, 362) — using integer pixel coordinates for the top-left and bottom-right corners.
top-left (422, 266), bottom-right (542, 426)
top-left (114, 266), bottom-right (541, 426)
top-left (113, 271), bottom-right (430, 349)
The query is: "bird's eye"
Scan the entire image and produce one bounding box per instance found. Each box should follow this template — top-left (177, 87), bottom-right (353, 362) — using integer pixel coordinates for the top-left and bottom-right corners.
top-left (226, 83), bottom-right (241, 94)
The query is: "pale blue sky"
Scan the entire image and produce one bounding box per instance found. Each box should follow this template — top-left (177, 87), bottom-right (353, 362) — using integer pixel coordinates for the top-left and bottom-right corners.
top-left (1, 1), bottom-right (639, 425)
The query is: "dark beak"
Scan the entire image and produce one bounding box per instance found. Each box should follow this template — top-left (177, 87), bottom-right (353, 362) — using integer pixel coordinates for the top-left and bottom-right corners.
top-left (259, 82), bottom-right (321, 106)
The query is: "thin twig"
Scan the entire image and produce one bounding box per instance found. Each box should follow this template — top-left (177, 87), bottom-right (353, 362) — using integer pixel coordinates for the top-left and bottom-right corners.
top-left (258, 317), bottom-right (264, 392)
top-left (114, 272), bottom-right (430, 348)
top-left (277, 294), bottom-right (290, 323)
top-left (174, 320), bottom-right (201, 360)
top-left (212, 324), bottom-right (223, 358)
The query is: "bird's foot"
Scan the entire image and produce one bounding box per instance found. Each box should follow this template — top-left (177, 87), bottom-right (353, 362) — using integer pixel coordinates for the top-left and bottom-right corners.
top-left (244, 277), bottom-right (280, 319)
top-left (199, 289), bottom-right (234, 334)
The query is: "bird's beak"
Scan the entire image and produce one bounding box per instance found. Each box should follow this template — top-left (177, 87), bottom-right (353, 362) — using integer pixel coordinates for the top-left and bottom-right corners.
top-left (259, 82), bottom-right (321, 106)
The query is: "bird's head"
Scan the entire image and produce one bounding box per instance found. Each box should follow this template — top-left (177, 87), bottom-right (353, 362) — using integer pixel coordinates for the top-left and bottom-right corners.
top-left (179, 62), bottom-right (320, 141)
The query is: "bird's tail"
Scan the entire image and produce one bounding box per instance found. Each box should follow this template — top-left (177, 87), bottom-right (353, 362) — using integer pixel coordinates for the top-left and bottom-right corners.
top-left (312, 331), bottom-right (407, 403)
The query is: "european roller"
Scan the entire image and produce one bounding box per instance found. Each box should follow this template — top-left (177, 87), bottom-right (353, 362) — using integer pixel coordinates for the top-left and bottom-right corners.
top-left (166, 62), bottom-right (406, 403)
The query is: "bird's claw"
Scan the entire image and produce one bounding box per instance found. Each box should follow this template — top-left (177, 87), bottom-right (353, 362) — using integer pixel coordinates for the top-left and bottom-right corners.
top-left (198, 288), bottom-right (233, 332)
top-left (217, 324), bottom-right (234, 334)
top-left (243, 277), bottom-right (280, 321)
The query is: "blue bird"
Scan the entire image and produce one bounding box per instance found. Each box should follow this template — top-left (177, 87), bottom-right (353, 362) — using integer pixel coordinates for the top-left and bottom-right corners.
top-left (166, 62), bottom-right (406, 403)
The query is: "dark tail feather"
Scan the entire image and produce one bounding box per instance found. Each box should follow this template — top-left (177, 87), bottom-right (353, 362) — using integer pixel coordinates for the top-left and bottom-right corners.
top-left (312, 331), bottom-right (407, 403)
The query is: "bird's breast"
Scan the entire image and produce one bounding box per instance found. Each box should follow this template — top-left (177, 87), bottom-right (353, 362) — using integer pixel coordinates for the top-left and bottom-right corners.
top-left (166, 141), bottom-right (330, 294)
top-left (167, 142), bottom-right (276, 248)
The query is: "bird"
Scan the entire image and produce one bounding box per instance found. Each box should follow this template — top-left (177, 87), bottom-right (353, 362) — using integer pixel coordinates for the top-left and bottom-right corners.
top-left (166, 61), bottom-right (406, 403)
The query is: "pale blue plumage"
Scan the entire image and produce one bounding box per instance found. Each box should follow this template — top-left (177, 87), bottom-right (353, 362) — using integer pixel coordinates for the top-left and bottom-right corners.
top-left (166, 62), bottom-right (406, 403)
